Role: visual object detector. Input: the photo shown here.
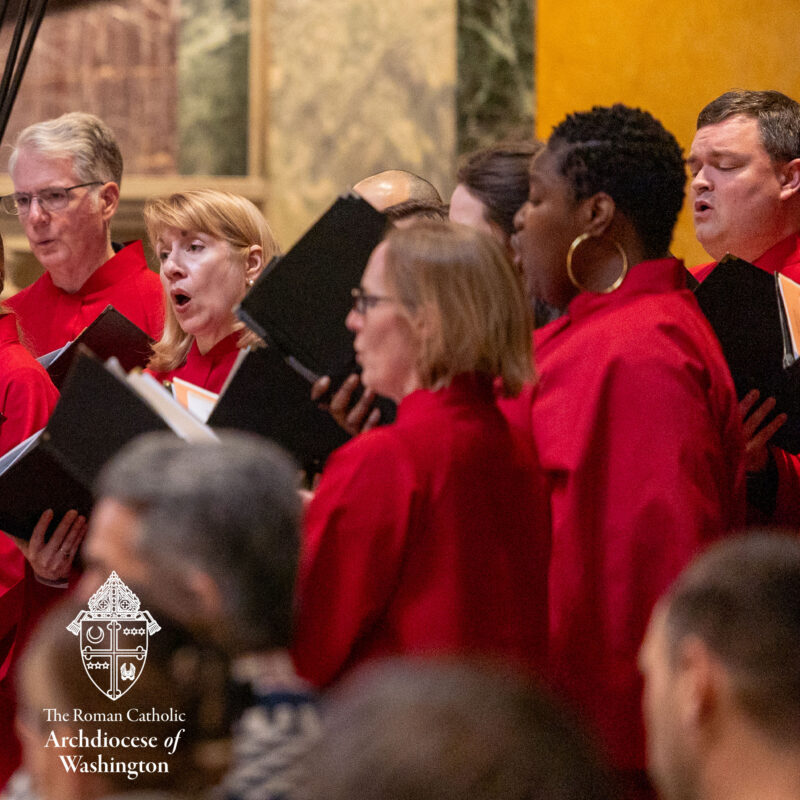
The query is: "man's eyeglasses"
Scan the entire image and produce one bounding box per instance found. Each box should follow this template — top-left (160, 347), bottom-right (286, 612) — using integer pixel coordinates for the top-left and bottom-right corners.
top-left (1, 182), bottom-right (103, 216)
top-left (350, 286), bottom-right (394, 314)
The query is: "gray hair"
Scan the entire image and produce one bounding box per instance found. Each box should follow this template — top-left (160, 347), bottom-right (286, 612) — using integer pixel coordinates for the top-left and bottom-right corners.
top-left (9, 111), bottom-right (124, 185)
top-left (95, 431), bottom-right (301, 654)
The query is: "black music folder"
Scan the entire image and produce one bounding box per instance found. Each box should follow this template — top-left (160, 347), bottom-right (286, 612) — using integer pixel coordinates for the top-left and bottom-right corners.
top-left (236, 191), bottom-right (396, 436)
top-left (208, 345), bottom-right (350, 472)
top-left (237, 193), bottom-right (388, 381)
top-left (38, 305), bottom-right (154, 389)
top-left (0, 350), bottom-right (215, 540)
top-left (692, 255), bottom-right (800, 453)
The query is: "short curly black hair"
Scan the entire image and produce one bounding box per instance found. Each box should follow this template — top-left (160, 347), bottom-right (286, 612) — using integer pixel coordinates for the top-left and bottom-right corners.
top-left (548, 104), bottom-right (685, 257)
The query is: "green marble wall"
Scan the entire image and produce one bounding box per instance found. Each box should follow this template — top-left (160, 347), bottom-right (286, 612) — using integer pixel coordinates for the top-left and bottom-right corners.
top-left (268, 0), bottom-right (457, 248)
top-left (457, 0), bottom-right (535, 153)
top-left (178, 0), bottom-right (250, 175)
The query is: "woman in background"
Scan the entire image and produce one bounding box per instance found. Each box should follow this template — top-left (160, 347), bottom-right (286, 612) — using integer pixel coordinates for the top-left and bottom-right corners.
top-left (293, 221), bottom-right (551, 689)
top-left (145, 189), bottom-right (279, 392)
top-left (449, 141), bottom-right (540, 252)
top-left (449, 141), bottom-right (560, 328)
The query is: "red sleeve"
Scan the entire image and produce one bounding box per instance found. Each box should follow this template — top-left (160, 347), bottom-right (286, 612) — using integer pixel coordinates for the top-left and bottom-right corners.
top-left (539, 330), bottom-right (745, 768)
top-left (0, 364), bottom-right (58, 457)
top-left (292, 431), bottom-right (419, 687)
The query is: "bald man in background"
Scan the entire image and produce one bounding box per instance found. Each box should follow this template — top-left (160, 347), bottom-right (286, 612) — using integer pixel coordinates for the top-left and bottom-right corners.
top-left (353, 169), bottom-right (442, 212)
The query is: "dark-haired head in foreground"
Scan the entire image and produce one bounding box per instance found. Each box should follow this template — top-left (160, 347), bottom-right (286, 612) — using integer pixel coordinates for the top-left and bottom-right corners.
top-left (640, 532), bottom-right (800, 800)
top-left (297, 659), bottom-right (615, 800)
top-left (512, 103), bottom-right (685, 311)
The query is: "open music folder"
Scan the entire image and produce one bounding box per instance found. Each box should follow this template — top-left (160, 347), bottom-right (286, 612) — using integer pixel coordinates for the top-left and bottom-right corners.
top-left (237, 191), bottom-right (396, 417)
top-left (0, 349), bottom-right (215, 541)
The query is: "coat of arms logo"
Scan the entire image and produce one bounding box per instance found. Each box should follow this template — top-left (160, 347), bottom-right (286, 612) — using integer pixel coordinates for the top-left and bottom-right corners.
top-left (67, 571), bottom-right (160, 701)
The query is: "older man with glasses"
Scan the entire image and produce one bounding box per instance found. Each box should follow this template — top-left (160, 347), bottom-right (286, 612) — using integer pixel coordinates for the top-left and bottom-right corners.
top-left (0, 113), bottom-right (164, 788)
top-left (2, 111), bottom-right (163, 357)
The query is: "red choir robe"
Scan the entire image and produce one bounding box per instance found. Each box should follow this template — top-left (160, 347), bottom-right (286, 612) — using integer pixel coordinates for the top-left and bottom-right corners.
top-left (690, 230), bottom-right (800, 284)
top-left (501, 258), bottom-right (746, 773)
top-left (0, 312), bottom-right (59, 788)
top-left (148, 331), bottom-right (241, 393)
top-left (691, 232), bottom-right (800, 527)
top-left (4, 241), bottom-right (164, 357)
top-left (292, 373), bottom-right (552, 689)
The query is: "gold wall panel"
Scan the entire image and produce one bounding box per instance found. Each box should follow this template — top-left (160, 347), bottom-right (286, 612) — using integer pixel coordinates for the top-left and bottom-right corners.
top-left (536, 0), bottom-right (800, 267)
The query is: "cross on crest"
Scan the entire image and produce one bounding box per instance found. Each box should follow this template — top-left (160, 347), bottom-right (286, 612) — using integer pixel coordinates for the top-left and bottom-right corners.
top-left (67, 571), bottom-right (160, 701)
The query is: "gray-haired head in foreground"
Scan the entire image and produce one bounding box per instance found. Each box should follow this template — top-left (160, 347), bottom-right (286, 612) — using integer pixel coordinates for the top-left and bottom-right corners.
top-left (95, 430), bottom-right (301, 654)
top-left (8, 111), bottom-right (124, 186)
top-left (663, 531), bottom-right (800, 743)
top-left (296, 658), bottom-right (615, 800)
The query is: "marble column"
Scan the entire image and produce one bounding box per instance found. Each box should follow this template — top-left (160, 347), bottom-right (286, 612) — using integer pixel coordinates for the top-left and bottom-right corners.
top-left (267, 0), bottom-right (458, 248)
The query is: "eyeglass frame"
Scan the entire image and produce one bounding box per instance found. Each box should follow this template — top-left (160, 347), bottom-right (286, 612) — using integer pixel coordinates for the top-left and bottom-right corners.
top-left (0, 181), bottom-right (105, 216)
top-left (350, 286), bottom-right (395, 314)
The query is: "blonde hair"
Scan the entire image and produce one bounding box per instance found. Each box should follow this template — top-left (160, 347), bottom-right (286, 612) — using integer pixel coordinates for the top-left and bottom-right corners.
top-left (145, 190), bottom-right (279, 372)
top-left (382, 221), bottom-right (532, 395)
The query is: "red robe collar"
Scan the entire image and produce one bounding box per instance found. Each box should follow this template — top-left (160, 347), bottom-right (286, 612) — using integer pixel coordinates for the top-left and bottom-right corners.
top-left (692, 231), bottom-right (800, 282)
top-left (535, 257), bottom-right (686, 350)
top-left (37, 241), bottom-right (147, 297)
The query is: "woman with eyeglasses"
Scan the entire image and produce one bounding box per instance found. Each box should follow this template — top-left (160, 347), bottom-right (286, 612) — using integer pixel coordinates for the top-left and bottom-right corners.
top-left (292, 220), bottom-right (551, 689)
top-left (144, 189), bottom-right (279, 392)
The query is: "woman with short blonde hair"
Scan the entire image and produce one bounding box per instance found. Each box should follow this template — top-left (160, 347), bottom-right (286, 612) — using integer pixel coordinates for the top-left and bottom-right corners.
top-left (380, 220), bottom-right (532, 395)
top-left (145, 189), bottom-right (279, 390)
top-left (293, 220), bottom-right (550, 690)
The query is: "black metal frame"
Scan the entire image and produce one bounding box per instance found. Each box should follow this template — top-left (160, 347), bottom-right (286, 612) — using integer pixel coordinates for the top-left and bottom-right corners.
top-left (0, 0), bottom-right (50, 142)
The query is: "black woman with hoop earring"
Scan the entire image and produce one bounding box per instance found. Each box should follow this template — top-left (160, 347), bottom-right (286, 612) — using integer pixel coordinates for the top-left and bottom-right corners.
top-left (504, 104), bottom-right (746, 800)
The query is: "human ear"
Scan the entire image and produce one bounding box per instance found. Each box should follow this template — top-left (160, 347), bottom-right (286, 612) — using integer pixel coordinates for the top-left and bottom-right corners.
top-left (185, 568), bottom-right (224, 622)
top-left (675, 635), bottom-right (719, 736)
top-left (778, 158), bottom-right (800, 199)
top-left (582, 192), bottom-right (616, 237)
top-left (244, 245), bottom-right (264, 285)
top-left (98, 181), bottom-right (120, 222)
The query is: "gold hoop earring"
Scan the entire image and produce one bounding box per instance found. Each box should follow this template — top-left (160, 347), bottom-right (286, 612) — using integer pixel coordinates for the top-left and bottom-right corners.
top-left (566, 232), bottom-right (629, 294)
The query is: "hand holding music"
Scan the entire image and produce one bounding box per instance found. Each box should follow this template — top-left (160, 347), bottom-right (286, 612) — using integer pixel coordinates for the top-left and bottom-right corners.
top-left (739, 389), bottom-right (788, 473)
top-left (11, 508), bottom-right (87, 583)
